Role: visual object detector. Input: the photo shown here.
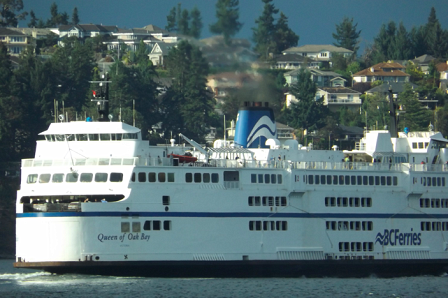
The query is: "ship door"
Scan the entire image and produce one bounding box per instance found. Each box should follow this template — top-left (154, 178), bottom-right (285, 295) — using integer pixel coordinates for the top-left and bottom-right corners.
top-left (224, 171), bottom-right (239, 189)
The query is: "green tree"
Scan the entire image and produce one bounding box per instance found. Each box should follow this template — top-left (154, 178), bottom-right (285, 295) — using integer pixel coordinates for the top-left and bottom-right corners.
top-left (398, 85), bottom-right (431, 131)
top-left (189, 6), bottom-right (202, 39)
top-left (165, 41), bottom-right (216, 141)
top-left (282, 68), bottom-right (327, 131)
top-left (209, 0), bottom-right (243, 46)
top-left (178, 9), bottom-right (190, 35)
top-left (252, 0), bottom-right (278, 60)
top-left (28, 10), bottom-right (37, 28)
top-left (392, 22), bottom-right (412, 60)
top-left (274, 12), bottom-right (299, 53)
top-left (406, 61), bottom-right (424, 83)
top-left (332, 17), bottom-right (361, 56)
top-left (46, 2), bottom-right (68, 27)
top-left (71, 7), bottom-right (79, 25)
top-left (0, 0), bottom-right (27, 27)
top-left (165, 6), bottom-right (177, 32)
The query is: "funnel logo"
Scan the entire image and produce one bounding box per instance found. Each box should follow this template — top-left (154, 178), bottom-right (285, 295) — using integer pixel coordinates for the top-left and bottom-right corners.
top-left (375, 229), bottom-right (421, 246)
top-left (246, 116), bottom-right (277, 147)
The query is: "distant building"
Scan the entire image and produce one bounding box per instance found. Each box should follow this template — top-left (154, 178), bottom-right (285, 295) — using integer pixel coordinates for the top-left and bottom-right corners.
top-left (0, 27), bottom-right (34, 55)
top-left (285, 68), bottom-right (346, 87)
top-left (282, 44), bottom-right (353, 62)
top-left (352, 62), bottom-right (410, 85)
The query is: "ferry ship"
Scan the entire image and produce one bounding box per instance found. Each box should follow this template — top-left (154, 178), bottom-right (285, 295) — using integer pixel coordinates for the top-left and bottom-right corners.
top-left (14, 98), bottom-right (448, 277)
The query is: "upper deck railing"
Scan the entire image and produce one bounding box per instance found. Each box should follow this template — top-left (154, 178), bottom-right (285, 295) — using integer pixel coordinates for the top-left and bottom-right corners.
top-left (22, 157), bottom-right (448, 173)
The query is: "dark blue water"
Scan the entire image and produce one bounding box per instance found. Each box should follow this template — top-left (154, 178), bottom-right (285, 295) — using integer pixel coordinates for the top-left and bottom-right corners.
top-left (0, 259), bottom-right (447, 297)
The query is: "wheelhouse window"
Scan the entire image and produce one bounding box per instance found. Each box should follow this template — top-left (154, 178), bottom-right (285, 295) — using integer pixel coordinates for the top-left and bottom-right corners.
top-left (66, 173), bottom-right (78, 183)
top-left (95, 173), bottom-right (108, 182)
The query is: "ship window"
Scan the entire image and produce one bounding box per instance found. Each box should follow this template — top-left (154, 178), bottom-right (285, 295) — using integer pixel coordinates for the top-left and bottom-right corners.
top-left (153, 221), bottom-right (161, 230)
top-left (339, 175), bottom-right (344, 185)
top-left (258, 174), bottom-right (263, 183)
top-left (131, 172), bottom-right (135, 182)
top-left (249, 221), bottom-right (254, 230)
top-left (143, 221), bottom-right (151, 230)
top-left (427, 177), bottom-right (432, 186)
top-left (248, 196), bottom-right (254, 206)
top-left (52, 173), bottom-right (64, 183)
top-left (123, 133), bottom-right (138, 140)
top-left (418, 142), bottom-right (424, 149)
top-left (80, 173), bottom-right (93, 182)
top-left (345, 175), bottom-right (350, 185)
top-left (45, 135), bottom-right (54, 142)
top-left (66, 173), bottom-right (78, 183)
top-left (89, 134), bottom-right (99, 141)
top-left (148, 172), bottom-right (156, 182)
top-left (327, 175), bottom-right (332, 184)
top-left (387, 176), bottom-right (391, 185)
top-left (281, 197), bottom-right (287, 206)
top-left (265, 174), bottom-right (270, 184)
top-left (332, 175), bottom-right (338, 185)
top-left (76, 134), bottom-right (88, 141)
top-left (121, 222), bottom-right (130, 233)
top-left (308, 175), bottom-right (314, 184)
top-left (194, 173), bottom-right (201, 183)
top-left (381, 176), bottom-right (386, 185)
top-left (163, 221), bottom-right (171, 230)
top-left (158, 172), bottom-right (166, 183)
top-left (432, 177), bottom-right (437, 186)
top-left (111, 134), bottom-right (122, 141)
top-left (357, 176), bottom-right (362, 185)
top-left (271, 174), bottom-right (276, 184)
top-left (321, 175), bottom-right (326, 185)
top-left (412, 143), bottom-right (417, 149)
top-left (212, 173), bottom-right (219, 183)
top-left (437, 177), bottom-right (441, 186)
top-left (168, 173), bottom-right (174, 182)
top-left (363, 176), bottom-right (368, 185)
top-left (27, 174), bottom-right (37, 184)
top-left (203, 173), bottom-right (210, 183)
top-left (100, 134), bottom-right (110, 141)
top-left (254, 196), bottom-right (261, 206)
top-left (110, 172), bottom-right (123, 182)
top-left (39, 174), bottom-right (51, 183)
top-left (138, 172), bottom-right (146, 182)
top-left (255, 221), bottom-right (261, 230)
top-left (442, 177), bottom-right (445, 186)
top-left (55, 135), bottom-right (65, 141)
top-left (375, 176), bottom-right (380, 185)
top-left (251, 174), bottom-right (256, 183)
top-left (369, 176), bottom-right (374, 185)
top-left (186, 173), bottom-right (192, 183)
top-left (132, 222), bottom-right (141, 233)
top-left (314, 175), bottom-right (320, 185)
top-left (67, 134), bottom-right (75, 141)
top-left (95, 173), bottom-right (108, 182)
top-left (277, 174), bottom-right (282, 184)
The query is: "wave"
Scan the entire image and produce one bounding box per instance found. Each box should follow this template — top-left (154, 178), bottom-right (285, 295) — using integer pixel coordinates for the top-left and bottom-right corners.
top-left (0, 271), bottom-right (51, 281)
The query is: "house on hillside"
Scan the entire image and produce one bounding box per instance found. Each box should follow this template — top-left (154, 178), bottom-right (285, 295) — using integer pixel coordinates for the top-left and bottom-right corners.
top-left (316, 87), bottom-right (362, 112)
top-left (272, 54), bottom-right (319, 69)
top-left (0, 28), bottom-right (34, 55)
top-left (411, 54), bottom-right (437, 74)
top-left (282, 45), bottom-right (353, 62)
top-left (366, 82), bottom-right (418, 98)
top-left (148, 42), bottom-right (174, 66)
top-left (436, 61), bottom-right (448, 92)
top-left (284, 68), bottom-right (346, 87)
top-left (58, 24), bottom-right (118, 45)
top-left (352, 62), bottom-right (410, 85)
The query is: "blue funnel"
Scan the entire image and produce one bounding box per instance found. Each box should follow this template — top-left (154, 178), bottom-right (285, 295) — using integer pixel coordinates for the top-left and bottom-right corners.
top-left (234, 106), bottom-right (277, 148)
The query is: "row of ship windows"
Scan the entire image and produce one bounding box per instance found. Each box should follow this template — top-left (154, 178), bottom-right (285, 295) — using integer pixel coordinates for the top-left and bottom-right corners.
top-left (339, 242), bottom-right (374, 252)
top-left (249, 221), bottom-right (288, 231)
top-left (325, 197), bottom-right (372, 207)
top-left (417, 177), bottom-right (446, 187)
top-left (27, 172), bottom-right (123, 184)
top-left (421, 221), bottom-right (448, 231)
top-left (250, 174), bottom-right (283, 184)
top-left (326, 221), bottom-right (373, 231)
top-left (248, 196), bottom-right (287, 207)
top-left (419, 198), bottom-right (448, 208)
top-left (45, 133), bottom-right (138, 142)
top-left (306, 175), bottom-right (398, 186)
top-left (121, 220), bottom-right (172, 233)
top-left (131, 172), bottom-right (175, 183)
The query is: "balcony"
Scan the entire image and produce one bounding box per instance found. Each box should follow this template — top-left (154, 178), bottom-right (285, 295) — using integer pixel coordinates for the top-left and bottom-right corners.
top-left (328, 98), bottom-right (362, 104)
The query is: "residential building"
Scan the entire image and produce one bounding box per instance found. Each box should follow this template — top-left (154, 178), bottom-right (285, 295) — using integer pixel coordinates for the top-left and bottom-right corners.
top-left (58, 24), bottom-right (118, 44)
top-left (284, 68), bottom-right (346, 87)
top-left (316, 87), bottom-right (362, 112)
top-left (272, 54), bottom-right (318, 69)
top-left (0, 28), bottom-right (33, 55)
top-left (366, 82), bottom-right (418, 98)
top-left (436, 61), bottom-right (448, 93)
top-left (411, 54), bottom-right (436, 74)
top-left (352, 62), bottom-right (410, 84)
top-left (282, 44), bottom-right (353, 62)
top-left (148, 42), bottom-right (174, 66)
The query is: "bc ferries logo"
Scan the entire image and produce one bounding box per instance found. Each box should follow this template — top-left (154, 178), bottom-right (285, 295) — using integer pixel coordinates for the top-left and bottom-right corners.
top-left (375, 229), bottom-right (421, 246)
top-left (246, 116), bottom-right (277, 147)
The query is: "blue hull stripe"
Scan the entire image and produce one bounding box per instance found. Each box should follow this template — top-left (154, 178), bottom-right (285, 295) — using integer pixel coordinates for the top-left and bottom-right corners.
top-left (16, 212), bottom-right (448, 219)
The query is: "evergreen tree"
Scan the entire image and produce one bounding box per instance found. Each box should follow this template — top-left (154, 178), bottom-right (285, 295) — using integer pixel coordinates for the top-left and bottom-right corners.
top-left (71, 7), bottom-right (79, 25)
top-left (46, 2), bottom-right (68, 27)
top-left (165, 41), bottom-right (215, 141)
top-left (189, 6), bottom-right (202, 39)
top-left (0, 0), bottom-right (27, 27)
top-left (252, 0), bottom-right (278, 60)
top-left (332, 17), bottom-right (361, 56)
top-left (28, 10), bottom-right (37, 28)
top-left (165, 7), bottom-right (177, 32)
top-left (274, 12), bottom-right (299, 53)
top-left (392, 22), bottom-right (412, 60)
top-left (209, 0), bottom-right (243, 46)
top-left (283, 68), bottom-right (327, 131)
top-left (410, 26), bottom-right (426, 58)
top-left (399, 85), bottom-right (431, 131)
top-left (178, 9), bottom-right (190, 35)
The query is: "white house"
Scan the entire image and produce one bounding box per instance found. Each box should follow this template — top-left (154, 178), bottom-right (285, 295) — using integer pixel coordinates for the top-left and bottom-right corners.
top-left (282, 45), bottom-right (353, 62)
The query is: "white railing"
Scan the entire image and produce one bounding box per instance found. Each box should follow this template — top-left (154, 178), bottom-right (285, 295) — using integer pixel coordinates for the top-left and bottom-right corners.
top-left (22, 157), bottom-right (447, 173)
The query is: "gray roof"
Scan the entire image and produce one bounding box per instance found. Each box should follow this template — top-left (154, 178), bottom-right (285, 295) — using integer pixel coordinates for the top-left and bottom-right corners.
top-left (412, 54), bottom-right (436, 65)
top-left (283, 44), bottom-right (353, 54)
top-left (0, 28), bottom-right (25, 35)
top-left (318, 87), bottom-right (361, 94)
top-left (59, 24), bottom-right (116, 32)
top-left (366, 82), bottom-right (418, 94)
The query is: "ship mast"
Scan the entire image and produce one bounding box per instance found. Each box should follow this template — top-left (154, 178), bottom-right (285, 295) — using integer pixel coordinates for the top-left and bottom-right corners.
top-left (89, 74), bottom-right (112, 122)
